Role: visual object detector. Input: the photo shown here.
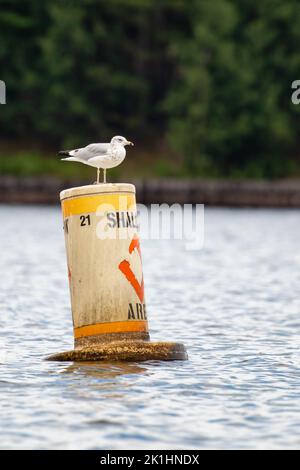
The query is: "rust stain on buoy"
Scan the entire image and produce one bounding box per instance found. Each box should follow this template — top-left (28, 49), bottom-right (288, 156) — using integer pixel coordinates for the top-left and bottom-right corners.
top-left (47, 183), bottom-right (187, 362)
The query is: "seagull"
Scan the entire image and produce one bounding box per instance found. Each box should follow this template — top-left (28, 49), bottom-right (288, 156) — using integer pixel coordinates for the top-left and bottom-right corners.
top-left (58, 135), bottom-right (134, 183)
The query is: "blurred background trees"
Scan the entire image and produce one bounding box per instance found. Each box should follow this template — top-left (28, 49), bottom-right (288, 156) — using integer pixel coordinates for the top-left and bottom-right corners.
top-left (0, 0), bottom-right (300, 178)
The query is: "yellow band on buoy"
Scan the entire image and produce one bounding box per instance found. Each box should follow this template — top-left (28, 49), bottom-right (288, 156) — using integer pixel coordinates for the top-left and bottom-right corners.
top-left (74, 320), bottom-right (149, 339)
top-left (62, 193), bottom-right (136, 218)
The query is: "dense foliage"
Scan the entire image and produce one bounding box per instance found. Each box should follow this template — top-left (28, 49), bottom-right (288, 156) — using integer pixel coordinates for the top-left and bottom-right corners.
top-left (0, 0), bottom-right (300, 177)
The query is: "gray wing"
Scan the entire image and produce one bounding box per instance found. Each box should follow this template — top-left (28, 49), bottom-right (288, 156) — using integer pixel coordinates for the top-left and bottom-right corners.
top-left (69, 143), bottom-right (110, 161)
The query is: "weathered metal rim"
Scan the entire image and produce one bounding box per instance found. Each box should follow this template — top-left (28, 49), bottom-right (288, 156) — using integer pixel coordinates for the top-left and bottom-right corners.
top-left (46, 341), bottom-right (188, 362)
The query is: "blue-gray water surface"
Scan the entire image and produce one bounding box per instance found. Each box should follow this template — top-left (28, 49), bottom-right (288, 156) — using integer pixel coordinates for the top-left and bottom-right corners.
top-left (0, 205), bottom-right (300, 449)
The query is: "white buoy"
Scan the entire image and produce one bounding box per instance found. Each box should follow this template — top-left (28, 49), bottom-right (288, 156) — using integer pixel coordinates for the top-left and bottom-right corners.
top-left (48, 183), bottom-right (187, 361)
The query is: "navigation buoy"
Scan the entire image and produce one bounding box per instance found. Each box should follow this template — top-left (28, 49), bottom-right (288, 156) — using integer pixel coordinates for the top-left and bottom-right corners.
top-left (47, 183), bottom-right (187, 362)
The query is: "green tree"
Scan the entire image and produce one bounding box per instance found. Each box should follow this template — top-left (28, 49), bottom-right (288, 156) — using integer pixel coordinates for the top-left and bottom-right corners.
top-left (166, 0), bottom-right (300, 177)
top-left (0, 0), bottom-right (183, 147)
top-left (1, 0), bottom-right (300, 178)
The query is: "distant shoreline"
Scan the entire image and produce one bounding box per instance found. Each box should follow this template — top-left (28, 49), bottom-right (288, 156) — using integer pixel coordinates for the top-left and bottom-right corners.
top-left (0, 176), bottom-right (300, 207)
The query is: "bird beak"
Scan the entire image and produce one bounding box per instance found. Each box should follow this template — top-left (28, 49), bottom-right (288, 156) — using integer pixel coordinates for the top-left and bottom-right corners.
top-left (127, 141), bottom-right (134, 146)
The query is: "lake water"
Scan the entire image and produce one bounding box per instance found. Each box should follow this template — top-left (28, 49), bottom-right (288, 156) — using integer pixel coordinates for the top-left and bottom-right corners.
top-left (1, 205), bottom-right (300, 449)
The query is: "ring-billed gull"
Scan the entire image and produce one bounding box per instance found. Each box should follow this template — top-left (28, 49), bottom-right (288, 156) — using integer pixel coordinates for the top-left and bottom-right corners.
top-left (58, 135), bottom-right (134, 183)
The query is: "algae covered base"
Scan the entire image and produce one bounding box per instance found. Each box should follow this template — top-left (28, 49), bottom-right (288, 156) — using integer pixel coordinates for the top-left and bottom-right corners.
top-left (46, 341), bottom-right (188, 362)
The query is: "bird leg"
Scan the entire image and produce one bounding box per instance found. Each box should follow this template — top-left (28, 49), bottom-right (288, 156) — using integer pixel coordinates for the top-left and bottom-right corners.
top-left (96, 167), bottom-right (100, 184)
top-left (103, 169), bottom-right (107, 183)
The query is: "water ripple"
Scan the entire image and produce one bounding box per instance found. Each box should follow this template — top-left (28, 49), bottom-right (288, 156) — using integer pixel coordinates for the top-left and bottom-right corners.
top-left (0, 206), bottom-right (300, 449)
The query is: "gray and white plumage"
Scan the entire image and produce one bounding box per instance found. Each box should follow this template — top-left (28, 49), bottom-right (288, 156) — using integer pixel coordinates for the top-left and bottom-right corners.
top-left (58, 135), bottom-right (134, 183)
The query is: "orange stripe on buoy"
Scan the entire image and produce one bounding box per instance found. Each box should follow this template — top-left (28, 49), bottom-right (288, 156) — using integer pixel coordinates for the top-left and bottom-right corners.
top-left (74, 320), bottom-right (148, 339)
top-left (62, 193), bottom-right (136, 218)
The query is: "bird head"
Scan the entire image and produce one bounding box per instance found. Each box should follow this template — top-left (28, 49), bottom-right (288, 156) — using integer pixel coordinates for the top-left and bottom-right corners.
top-left (111, 135), bottom-right (134, 147)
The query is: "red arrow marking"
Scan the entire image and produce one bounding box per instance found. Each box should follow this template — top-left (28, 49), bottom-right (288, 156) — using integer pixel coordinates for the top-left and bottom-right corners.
top-left (118, 236), bottom-right (144, 303)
